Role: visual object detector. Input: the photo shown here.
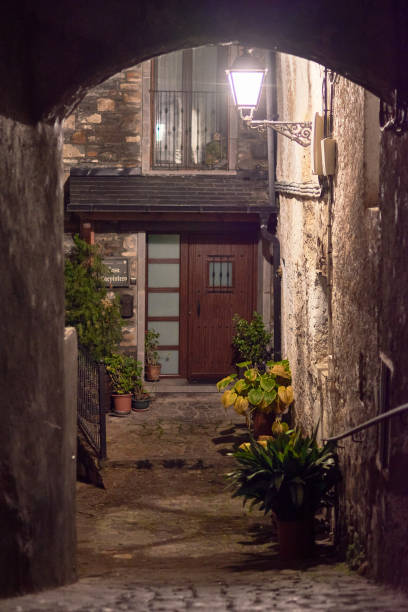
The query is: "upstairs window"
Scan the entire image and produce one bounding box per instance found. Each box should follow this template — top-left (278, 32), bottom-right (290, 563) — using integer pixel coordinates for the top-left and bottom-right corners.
top-left (152, 46), bottom-right (229, 170)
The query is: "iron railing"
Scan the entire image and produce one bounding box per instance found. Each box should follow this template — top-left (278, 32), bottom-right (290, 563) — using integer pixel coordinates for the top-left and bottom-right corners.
top-left (77, 346), bottom-right (107, 460)
top-left (325, 402), bottom-right (408, 443)
top-left (152, 89), bottom-right (228, 170)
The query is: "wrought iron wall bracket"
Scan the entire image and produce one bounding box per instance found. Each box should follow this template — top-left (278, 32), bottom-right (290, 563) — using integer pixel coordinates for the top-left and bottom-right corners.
top-left (380, 89), bottom-right (408, 134)
top-left (245, 119), bottom-right (312, 147)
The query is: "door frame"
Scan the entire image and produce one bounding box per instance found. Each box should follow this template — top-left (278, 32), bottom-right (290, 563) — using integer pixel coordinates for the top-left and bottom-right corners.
top-left (145, 228), bottom-right (258, 378)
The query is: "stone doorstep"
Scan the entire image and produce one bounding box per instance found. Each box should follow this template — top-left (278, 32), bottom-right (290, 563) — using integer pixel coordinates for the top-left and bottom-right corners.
top-left (145, 379), bottom-right (218, 393)
top-left (104, 458), bottom-right (216, 470)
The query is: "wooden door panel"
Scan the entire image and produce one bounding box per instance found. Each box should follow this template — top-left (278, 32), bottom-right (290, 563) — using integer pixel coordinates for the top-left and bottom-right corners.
top-left (187, 233), bottom-right (256, 380)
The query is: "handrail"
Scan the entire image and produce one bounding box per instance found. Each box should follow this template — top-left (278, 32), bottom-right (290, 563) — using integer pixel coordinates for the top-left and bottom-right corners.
top-left (325, 402), bottom-right (408, 443)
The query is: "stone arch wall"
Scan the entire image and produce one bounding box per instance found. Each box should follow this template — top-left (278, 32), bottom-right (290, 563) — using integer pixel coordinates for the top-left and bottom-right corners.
top-left (1, 0), bottom-right (408, 598)
top-left (2, 1), bottom-right (407, 122)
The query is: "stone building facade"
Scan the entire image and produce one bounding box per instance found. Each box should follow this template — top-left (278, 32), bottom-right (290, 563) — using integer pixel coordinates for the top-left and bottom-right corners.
top-left (63, 66), bottom-right (143, 173)
top-left (276, 53), bottom-right (408, 590)
top-left (63, 48), bottom-right (273, 378)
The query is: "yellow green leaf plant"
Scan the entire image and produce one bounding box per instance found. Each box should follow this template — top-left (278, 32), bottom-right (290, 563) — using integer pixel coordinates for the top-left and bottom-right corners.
top-left (216, 359), bottom-right (294, 430)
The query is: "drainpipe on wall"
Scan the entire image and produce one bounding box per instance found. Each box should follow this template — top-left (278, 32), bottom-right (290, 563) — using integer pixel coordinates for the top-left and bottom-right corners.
top-left (259, 50), bottom-right (282, 361)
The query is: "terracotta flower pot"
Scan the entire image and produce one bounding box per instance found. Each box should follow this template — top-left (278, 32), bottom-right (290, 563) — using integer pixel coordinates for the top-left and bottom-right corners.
top-left (252, 409), bottom-right (276, 438)
top-left (277, 517), bottom-right (315, 561)
top-left (145, 364), bottom-right (161, 381)
top-left (112, 393), bottom-right (132, 416)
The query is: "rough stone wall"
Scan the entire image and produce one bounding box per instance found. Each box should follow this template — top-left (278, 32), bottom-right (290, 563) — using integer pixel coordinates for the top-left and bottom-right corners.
top-left (374, 128), bottom-right (408, 589)
top-left (95, 233), bottom-right (140, 356)
top-left (329, 80), bottom-right (382, 579)
top-left (278, 195), bottom-right (329, 433)
top-left (277, 51), bottom-right (408, 592)
top-left (63, 66), bottom-right (142, 177)
top-left (0, 116), bottom-right (76, 596)
top-left (276, 55), bottom-right (329, 435)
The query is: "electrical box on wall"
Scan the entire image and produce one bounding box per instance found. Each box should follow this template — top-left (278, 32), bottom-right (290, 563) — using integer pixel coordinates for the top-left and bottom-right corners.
top-left (321, 137), bottom-right (336, 176)
top-left (311, 112), bottom-right (324, 175)
top-left (120, 294), bottom-right (134, 318)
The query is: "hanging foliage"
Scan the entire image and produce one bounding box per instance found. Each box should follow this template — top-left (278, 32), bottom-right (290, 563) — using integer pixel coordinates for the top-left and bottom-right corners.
top-left (65, 235), bottom-right (123, 361)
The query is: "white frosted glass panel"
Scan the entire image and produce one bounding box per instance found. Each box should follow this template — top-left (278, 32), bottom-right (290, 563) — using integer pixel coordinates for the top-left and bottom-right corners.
top-left (148, 321), bottom-right (179, 346)
top-left (192, 46), bottom-right (217, 93)
top-left (148, 234), bottom-right (180, 259)
top-left (157, 350), bottom-right (179, 375)
top-left (157, 51), bottom-right (183, 90)
top-left (148, 292), bottom-right (179, 317)
top-left (148, 263), bottom-right (179, 287)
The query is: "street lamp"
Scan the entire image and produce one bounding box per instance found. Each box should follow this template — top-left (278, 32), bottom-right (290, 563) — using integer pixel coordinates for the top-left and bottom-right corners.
top-left (226, 51), bottom-right (312, 147)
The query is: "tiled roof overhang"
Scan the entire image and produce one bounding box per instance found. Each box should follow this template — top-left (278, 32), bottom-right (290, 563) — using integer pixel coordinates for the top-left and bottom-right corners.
top-left (66, 170), bottom-right (271, 214)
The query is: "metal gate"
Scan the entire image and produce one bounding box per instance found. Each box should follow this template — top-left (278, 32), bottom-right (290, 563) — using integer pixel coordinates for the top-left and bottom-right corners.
top-left (77, 346), bottom-right (107, 460)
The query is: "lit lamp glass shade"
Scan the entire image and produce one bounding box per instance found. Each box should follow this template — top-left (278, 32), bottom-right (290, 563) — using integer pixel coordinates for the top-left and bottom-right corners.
top-left (226, 53), bottom-right (267, 117)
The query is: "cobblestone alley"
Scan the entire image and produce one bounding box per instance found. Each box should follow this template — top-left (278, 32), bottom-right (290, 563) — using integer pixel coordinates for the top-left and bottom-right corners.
top-left (2, 393), bottom-right (408, 612)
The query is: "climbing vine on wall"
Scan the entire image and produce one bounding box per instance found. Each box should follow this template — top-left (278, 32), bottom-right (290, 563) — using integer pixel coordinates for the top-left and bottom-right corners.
top-left (65, 235), bottom-right (123, 361)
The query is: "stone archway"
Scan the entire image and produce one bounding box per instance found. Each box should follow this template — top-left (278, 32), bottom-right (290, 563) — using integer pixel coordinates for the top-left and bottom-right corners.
top-left (2, 1), bottom-right (407, 122)
top-left (1, 0), bottom-right (408, 598)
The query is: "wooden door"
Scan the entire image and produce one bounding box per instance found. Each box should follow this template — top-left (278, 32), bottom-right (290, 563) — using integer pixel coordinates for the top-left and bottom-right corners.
top-left (186, 233), bottom-right (257, 380)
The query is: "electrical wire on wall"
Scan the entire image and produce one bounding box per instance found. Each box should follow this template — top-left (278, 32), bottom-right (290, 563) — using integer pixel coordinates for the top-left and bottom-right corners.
top-left (322, 67), bottom-right (339, 423)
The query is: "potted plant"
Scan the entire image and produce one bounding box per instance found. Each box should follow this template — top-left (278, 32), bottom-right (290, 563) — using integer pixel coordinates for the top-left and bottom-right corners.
top-left (216, 360), bottom-right (294, 438)
top-left (132, 379), bottom-right (151, 411)
top-left (104, 353), bottom-right (142, 416)
top-left (226, 428), bottom-right (341, 561)
top-left (145, 328), bottom-right (161, 381)
top-left (232, 312), bottom-right (272, 368)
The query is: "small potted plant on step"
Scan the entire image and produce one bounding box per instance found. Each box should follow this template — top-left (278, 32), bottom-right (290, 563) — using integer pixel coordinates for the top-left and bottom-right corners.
top-left (145, 328), bottom-right (161, 381)
top-left (104, 353), bottom-right (141, 416)
top-left (226, 427), bottom-right (341, 561)
top-left (133, 377), bottom-right (151, 411)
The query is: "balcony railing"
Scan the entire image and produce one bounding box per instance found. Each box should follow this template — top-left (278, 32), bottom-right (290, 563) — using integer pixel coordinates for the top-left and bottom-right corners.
top-left (152, 90), bottom-right (228, 170)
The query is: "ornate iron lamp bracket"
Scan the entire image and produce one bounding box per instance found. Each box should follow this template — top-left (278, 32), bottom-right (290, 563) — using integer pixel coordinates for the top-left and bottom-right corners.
top-left (380, 90), bottom-right (408, 134)
top-left (245, 119), bottom-right (312, 147)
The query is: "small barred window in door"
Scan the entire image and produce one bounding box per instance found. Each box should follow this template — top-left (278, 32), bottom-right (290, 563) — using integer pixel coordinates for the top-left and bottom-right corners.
top-left (207, 255), bottom-right (234, 292)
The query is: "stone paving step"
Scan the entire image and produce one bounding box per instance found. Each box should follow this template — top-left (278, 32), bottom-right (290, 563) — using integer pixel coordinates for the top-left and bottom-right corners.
top-left (145, 379), bottom-right (218, 393)
top-left (105, 457), bottom-right (218, 470)
top-left (4, 394), bottom-right (408, 611)
top-left (2, 571), bottom-right (408, 611)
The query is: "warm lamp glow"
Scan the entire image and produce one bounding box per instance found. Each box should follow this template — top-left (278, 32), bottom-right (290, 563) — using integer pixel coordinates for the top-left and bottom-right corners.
top-left (226, 50), bottom-right (312, 147)
top-left (227, 71), bottom-right (265, 109)
top-left (226, 52), bottom-right (267, 116)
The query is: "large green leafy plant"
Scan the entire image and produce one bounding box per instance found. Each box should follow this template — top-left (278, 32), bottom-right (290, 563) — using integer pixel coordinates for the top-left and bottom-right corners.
top-left (232, 312), bottom-right (272, 366)
top-left (226, 428), bottom-right (340, 521)
top-left (65, 234), bottom-right (123, 361)
top-left (217, 360), bottom-right (293, 418)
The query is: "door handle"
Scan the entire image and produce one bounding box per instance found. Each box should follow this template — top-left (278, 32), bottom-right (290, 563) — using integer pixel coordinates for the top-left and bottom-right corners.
top-left (197, 299), bottom-right (201, 317)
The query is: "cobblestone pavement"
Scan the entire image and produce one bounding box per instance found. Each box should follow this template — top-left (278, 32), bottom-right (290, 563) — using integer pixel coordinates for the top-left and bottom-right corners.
top-left (3, 571), bottom-right (408, 612)
top-left (2, 394), bottom-right (408, 611)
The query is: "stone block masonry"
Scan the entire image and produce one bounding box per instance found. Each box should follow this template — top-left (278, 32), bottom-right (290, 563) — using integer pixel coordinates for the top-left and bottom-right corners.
top-left (63, 67), bottom-right (143, 177)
